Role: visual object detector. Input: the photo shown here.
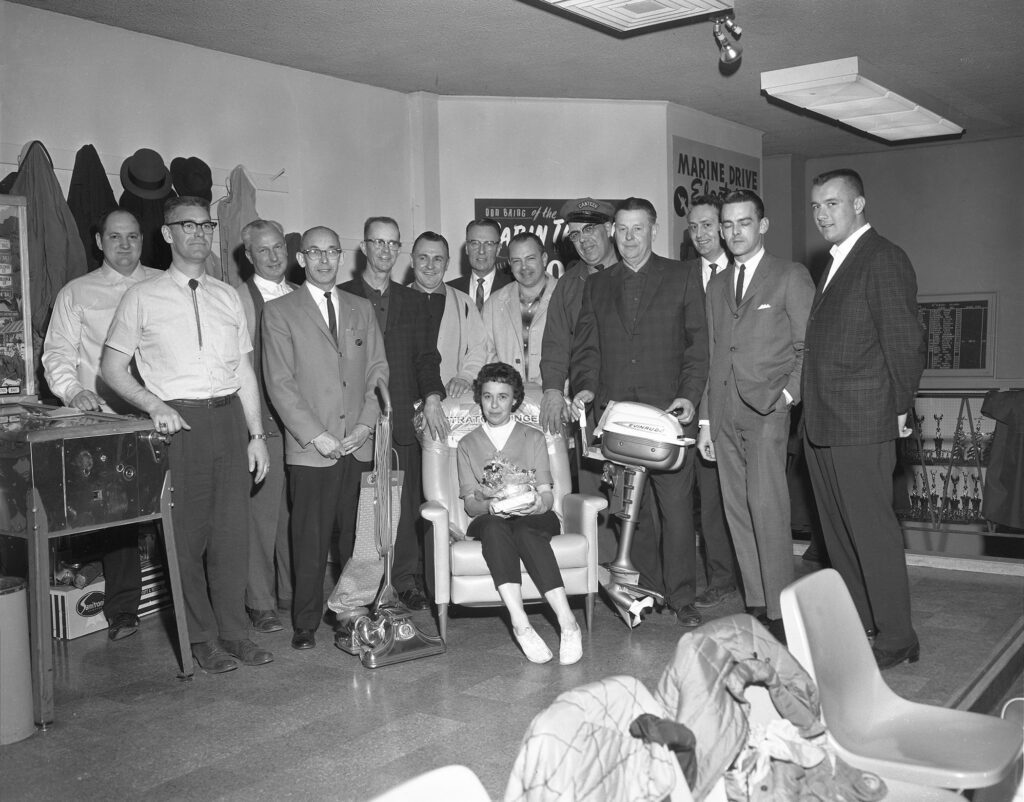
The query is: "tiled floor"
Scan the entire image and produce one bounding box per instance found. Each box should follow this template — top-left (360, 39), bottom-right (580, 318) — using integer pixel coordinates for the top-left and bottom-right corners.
top-left (0, 560), bottom-right (1021, 801)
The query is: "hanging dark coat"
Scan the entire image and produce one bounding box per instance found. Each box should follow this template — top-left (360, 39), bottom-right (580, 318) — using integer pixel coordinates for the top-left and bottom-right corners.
top-left (67, 145), bottom-right (116, 271)
top-left (9, 141), bottom-right (88, 337)
top-left (982, 389), bottom-right (1024, 529)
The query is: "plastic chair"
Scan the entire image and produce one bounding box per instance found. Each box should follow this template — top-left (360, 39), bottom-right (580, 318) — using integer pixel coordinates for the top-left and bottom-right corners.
top-left (420, 391), bottom-right (606, 642)
top-left (367, 764), bottom-right (490, 801)
top-left (780, 569), bottom-right (1023, 790)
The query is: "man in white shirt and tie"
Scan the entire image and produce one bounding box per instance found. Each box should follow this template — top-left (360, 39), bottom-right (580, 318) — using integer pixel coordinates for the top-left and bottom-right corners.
top-left (236, 219), bottom-right (297, 633)
top-left (447, 217), bottom-right (512, 310)
top-left (683, 195), bottom-right (739, 610)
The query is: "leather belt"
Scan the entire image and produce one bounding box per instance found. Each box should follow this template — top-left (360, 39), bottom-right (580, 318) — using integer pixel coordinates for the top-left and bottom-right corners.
top-left (168, 393), bottom-right (237, 408)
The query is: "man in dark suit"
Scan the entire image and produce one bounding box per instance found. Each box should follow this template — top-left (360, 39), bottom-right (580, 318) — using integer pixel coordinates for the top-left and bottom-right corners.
top-left (697, 190), bottom-right (815, 641)
top-left (341, 216), bottom-right (448, 611)
top-left (447, 217), bottom-right (512, 311)
top-left (683, 195), bottom-right (739, 610)
top-left (571, 197), bottom-right (709, 627)
top-left (803, 169), bottom-right (926, 669)
top-left (237, 219), bottom-right (296, 633)
top-left (263, 226), bottom-right (388, 650)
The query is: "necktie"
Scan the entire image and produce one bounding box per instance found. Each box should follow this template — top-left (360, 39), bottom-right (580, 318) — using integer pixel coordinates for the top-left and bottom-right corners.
top-left (188, 278), bottom-right (203, 348)
top-left (475, 277), bottom-right (485, 313)
top-left (324, 290), bottom-right (337, 341)
top-left (735, 263), bottom-right (746, 307)
top-left (706, 262), bottom-right (718, 290)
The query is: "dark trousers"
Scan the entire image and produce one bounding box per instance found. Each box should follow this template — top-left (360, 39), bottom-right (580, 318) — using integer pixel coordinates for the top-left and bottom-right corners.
top-left (630, 449), bottom-right (697, 610)
top-left (467, 511), bottom-right (562, 593)
top-left (289, 457), bottom-right (366, 632)
top-left (101, 525), bottom-right (142, 621)
top-left (166, 399), bottom-right (250, 643)
top-left (390, 441), bottom-right (423, 593)
top-left (245, 431), bottom-right (292, 610)
top-left (695, 454), bottom-right (736, 592)
top-left (804, 438), bottom-right (916, 649)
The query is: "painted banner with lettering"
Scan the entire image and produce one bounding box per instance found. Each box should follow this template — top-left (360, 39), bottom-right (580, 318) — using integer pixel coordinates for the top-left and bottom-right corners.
top-left (670, 137), bottom-right (761, 261)
top-left (474, 198), bottom-right (617, 279)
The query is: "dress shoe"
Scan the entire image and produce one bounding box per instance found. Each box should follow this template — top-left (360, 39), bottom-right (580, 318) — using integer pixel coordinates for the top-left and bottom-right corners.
top-left (694, 585), bottom-right (737, 609)
top-left (675, 604), bottom-right (702, 628)
top-left (247, 608), bottom-right (284, 634)
top-left (192, 641), bottom-right (240, 674)
top-left (873, 639), bottom-right (920, 670)
top-left (107, 613), bottom-right (139, 641)
top-left (291, 628), bottom-right (316, 650)
top-left (220, 638), bottom-right (274, 666)
top-left (398, 587), bottom-right (430, 611)
top-left (559, 623), bottom-right (583, 666)
top-left (513, 626), bottom-right (552, 663)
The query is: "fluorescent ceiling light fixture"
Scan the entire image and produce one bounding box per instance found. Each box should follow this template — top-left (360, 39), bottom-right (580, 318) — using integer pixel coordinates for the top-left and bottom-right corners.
top-left (534, 0), bottom-right (733, 33)
top-left (760, 57), bottom-right (964, 142)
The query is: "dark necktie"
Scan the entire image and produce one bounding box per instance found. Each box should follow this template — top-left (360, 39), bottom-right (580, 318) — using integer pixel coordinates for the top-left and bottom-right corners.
top-left (707, 262), bottom-right (718, 290)
top-left (735, 263), bottom-right (746, 307)
top-left (324, 291), bottom-right (337, 341)
top-left (475, 277), bottom-right (485, 313)
top-left (188, 278), bottom-right (203, 348)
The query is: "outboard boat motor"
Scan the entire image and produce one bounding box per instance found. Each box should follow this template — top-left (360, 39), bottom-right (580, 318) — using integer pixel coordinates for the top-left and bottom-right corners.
top-left (581, 400), bottom-right (694, 627)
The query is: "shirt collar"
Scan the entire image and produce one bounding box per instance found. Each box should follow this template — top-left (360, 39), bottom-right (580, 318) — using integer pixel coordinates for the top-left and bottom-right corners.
top-left (830, 223), bottom-right (872, 261)
top-left (305, 281), bottom-right (334, 303)
top-left (167, 265), bottom-right (205, 288)
top-left (254, 273), bottom-right (288, 296)
top-left (412, 281), bottom-right (445, 295)
top-left (736, 246), bottom-right (765, 270)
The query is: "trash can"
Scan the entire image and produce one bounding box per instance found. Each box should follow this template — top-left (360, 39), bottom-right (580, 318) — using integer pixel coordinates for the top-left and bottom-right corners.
top-left (0, 576), bottom-right (35, 744)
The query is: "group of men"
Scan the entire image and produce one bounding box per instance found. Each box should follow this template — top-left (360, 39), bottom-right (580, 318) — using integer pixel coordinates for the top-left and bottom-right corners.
top-left (41, 166), bottom-right (925, 674)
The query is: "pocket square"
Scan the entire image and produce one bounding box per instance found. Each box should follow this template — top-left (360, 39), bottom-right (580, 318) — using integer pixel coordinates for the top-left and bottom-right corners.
top-left (758, 303), bottom-right (771, 310)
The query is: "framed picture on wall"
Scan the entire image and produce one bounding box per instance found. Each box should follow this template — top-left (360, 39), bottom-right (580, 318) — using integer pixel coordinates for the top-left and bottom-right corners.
top-left (918, 292), bottom-right (996, 378)
top-left (0, 195), bottom-right (35, 400)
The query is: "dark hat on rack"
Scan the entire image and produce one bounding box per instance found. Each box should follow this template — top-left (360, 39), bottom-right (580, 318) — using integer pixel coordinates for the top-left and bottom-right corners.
top-left (120, 148), bottom-right (172, 199)
top-left (170, 156), bottom-right (213, 201)
top-left (559, 197), bottom-right (616, 224)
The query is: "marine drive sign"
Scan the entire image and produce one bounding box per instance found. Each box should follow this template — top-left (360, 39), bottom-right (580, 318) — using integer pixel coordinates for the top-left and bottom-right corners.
top-left (474, 199), bottom-right (617, 279)
top-left (671, 136), bottom-right (761, 260)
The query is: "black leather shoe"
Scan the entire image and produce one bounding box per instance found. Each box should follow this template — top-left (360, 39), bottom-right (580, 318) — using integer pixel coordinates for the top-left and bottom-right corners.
top-left (108, 613), bottom-right (139, 641)
top-left (675, 604), bottom-right (702, 627)
top-left (694, 586), bottom-right (737, 608)
top-left (247, 608), bottom-right (284, 634)
top-left (192, 641), bottom-right (240, 674)
top-left (220, 638), bottom-right (274, 666)
top-left (291, 628), bottom-right (316, 650)
top-left (873, 639), bottom-right (920, 670)
top-left (398, 588), bottom-right (430, 611)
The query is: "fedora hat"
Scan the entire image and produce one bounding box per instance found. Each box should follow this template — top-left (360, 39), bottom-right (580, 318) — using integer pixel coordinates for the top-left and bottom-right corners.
top-left (170, 156), bottom-right (213, 201)
top-left (120, 148), bottom-right (172, 199)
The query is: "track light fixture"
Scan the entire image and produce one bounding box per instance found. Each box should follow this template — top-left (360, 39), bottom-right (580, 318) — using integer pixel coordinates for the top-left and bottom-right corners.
top-left (712, 15), bottom-right (742, 66)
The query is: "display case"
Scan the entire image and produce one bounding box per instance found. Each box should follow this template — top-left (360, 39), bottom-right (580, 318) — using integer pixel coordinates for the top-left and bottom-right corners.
top-left (898, 390), bottom-right (1020, 557)
top-left (0, 195), bottom-right (34, 400)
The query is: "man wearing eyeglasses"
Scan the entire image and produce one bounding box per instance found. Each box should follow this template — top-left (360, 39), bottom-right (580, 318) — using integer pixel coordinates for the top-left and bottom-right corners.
top-left (262, 226), bottom-right (388, 651)
top-left (540, 198), bottom-right (618, 561)
top-left (408, 231), bottom-right (486, 399)
top-left (43, 208), bottom-right (161, 642)
top-left (236, 219), bottom-right (296, 635)
top-left (448, 217), bottom-right (512, 311)
top-left (341, 216), bottom-right (448, 612)
top-left (103, 196), bottom-right (272, 674)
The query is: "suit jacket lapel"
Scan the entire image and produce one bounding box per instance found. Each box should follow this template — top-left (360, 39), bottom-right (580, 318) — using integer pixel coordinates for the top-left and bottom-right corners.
top-left (812, 228), bottom-right (873, 312)
top-left (634, 256), bottom-right (666, 332)
top-left (610, 264), bottom-right (630, 334)
top-left (300, 285), bottom-right (337, 347)
top-left (740, 254), bottom-right (772, 309)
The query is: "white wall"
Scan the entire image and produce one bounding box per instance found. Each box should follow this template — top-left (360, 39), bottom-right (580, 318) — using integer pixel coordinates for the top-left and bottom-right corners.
top-left (0, 1), bottom-right (413, 282)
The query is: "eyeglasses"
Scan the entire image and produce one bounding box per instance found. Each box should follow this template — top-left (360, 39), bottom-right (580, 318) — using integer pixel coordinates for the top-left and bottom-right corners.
top-left (365, 239), bottom-right (402, 252)
top-left (467, 240), bottom-right (499, 251)
top-left (567, 224), bottom-right (601, 243)
top-left (301, 246), bottom-right (343, 261)
top-left (167, 220), bottom-right (218, 235)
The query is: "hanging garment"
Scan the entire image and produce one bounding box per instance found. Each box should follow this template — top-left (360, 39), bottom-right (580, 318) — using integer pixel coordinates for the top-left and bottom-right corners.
top-left (10, 141), bottom-right (88, 337)
top-left (67, 144), bottom-right (116, 271)
top-left (982, 389), bottom-right (1024, 529)
top-left (217, 165), bottom-right (259, 287)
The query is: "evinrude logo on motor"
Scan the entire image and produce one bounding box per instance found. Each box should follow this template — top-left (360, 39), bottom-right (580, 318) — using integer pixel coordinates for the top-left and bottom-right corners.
top-left (618, 422), bottom-right (667, 435)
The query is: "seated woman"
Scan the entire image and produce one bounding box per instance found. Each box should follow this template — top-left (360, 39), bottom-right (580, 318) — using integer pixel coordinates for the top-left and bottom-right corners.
top-left (456, 362), bottom-right (582, 665)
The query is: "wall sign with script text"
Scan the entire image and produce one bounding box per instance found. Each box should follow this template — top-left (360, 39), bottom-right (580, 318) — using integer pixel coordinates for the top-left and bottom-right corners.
top-left (918, 292), bottom-right (995, 377)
